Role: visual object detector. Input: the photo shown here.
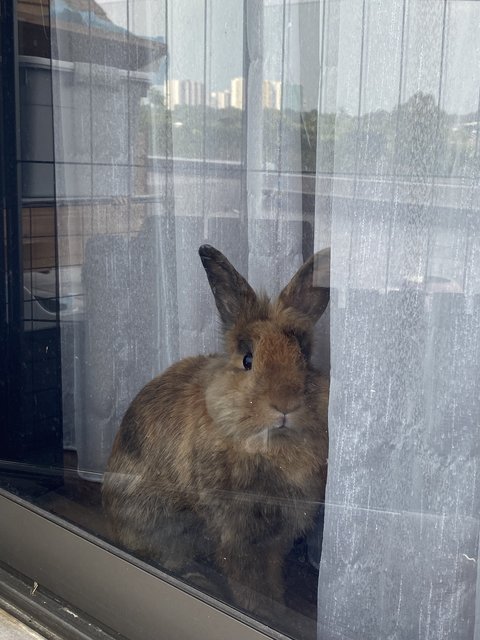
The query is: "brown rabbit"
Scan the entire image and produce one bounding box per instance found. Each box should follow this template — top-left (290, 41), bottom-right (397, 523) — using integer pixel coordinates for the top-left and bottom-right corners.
top-left (102, 245), bottom-right (330, 615)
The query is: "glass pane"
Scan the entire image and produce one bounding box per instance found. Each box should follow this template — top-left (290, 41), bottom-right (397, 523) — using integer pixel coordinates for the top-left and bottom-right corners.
top-left (3, 1), bottom-right (480, 639)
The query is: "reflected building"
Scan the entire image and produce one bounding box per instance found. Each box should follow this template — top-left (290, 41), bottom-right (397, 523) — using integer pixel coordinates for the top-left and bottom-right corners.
top-left (210, 90), bottom-right (231, 109)
top-left (230, 77), bottom-right (244, 109)
top-left (262, 80), bottom-right (282, 110)
top-left (166, 79), bottom-right (206, 108)
top-left (167, 76), bottom-right (303, 112)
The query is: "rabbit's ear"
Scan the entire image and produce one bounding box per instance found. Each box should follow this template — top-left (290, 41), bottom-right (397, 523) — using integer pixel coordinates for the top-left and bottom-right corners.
top-left (278, 247), bottom-right (330, 323)
top-left (199, 245), bottom-right (257, 329)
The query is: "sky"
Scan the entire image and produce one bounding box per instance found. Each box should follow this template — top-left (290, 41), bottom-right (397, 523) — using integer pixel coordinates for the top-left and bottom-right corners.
top-left (96, 0), bottom-right (480, 116)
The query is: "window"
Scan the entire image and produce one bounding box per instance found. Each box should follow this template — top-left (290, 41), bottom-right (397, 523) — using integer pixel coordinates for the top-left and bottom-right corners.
top-left (1, 1), bottom-right (479, 639)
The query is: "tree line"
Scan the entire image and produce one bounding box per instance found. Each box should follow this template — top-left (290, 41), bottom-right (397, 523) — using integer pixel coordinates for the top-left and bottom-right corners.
top-left (140, 90), bottom-right (478, 178)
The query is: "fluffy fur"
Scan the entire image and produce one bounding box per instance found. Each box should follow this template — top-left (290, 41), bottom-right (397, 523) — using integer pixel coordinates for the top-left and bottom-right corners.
top-left (102, 245), bottom-right (330, 613)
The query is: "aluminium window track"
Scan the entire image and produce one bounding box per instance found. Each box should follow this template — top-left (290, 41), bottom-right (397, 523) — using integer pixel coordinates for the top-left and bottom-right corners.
top-left (0, 563), bottom-right (127, 640)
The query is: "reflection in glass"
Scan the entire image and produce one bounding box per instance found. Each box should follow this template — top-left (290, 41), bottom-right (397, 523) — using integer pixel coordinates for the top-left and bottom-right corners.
top-left (3, 1), bottom-right (480, 639)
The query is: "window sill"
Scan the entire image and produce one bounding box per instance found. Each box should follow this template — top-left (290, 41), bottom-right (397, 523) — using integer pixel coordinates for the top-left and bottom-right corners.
top-left (0, 491), bottom-right (283, 640)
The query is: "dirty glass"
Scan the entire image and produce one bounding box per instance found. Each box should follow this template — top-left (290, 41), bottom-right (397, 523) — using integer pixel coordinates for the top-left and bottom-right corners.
top-left (2, 1), bottom-right (480, 639)
top-left (317, 2), bottom-right (480, 638)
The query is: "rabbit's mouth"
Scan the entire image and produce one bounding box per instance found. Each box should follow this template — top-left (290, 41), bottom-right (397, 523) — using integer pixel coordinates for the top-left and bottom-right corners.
top-left (268, 421), bottom-right (293, 436)
top-left (243, 420), bottom-right (300, 453)
top-left (271, 411), bottom-right (299, 430)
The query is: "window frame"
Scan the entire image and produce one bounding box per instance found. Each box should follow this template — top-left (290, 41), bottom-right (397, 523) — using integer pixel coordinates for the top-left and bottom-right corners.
top-left (0, 491), bottom-right (283, 640)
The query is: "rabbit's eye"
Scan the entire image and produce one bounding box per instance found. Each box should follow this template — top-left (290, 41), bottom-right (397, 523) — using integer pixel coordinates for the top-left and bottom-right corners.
top-left (243, 352), bottom-right (253, 370)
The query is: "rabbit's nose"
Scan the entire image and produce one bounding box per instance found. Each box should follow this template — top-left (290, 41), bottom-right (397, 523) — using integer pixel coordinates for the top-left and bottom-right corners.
top-left (271, 402), bottom-right (301, 416)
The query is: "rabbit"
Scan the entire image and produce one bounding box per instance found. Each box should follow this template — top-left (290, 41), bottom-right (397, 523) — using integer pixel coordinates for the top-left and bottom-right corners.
top-left (102, 244), bottom-right (330, 616)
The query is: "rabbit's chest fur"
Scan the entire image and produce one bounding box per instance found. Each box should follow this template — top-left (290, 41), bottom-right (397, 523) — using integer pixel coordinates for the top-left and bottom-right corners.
top-left (195, 452), bottom-right (320, 545)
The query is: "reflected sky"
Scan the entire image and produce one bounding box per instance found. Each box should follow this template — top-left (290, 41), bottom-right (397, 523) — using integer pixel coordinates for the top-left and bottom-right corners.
top-left (96, 0), bottom-right (480, 115)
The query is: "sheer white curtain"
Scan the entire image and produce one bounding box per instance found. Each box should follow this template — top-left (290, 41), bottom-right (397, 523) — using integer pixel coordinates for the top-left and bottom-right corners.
top-left (50, 0), bottom-right (317, 476)
top-left (50, 0), bottom-right (172, 476)
top-left (317, 1), bottom-right (480, 638)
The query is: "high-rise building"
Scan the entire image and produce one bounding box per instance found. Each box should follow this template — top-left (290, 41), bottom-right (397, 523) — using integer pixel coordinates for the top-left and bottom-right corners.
top-left (209, 90), bottom-right (231, 109)
top-left (272, 81), bottom-right (282, 110)
top-left (217, 90), bottom-right (231, 109)
top-left (262, 80), bottom-right (285, 110)
top-left (166, 79), bottom-right (205, 107)
top-left (166, 77), bottom-right (302, 111)
top-left (230, 77), bottom-right (244, 109)
top-left (166, 79), bottom-right (182, 109)
top-left (262, 80), bottom-right (275, 109)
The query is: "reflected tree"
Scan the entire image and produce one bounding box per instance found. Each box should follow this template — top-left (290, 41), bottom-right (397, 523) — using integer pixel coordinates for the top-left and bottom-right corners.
top-left (138, 89), bottom-right (476, 179)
